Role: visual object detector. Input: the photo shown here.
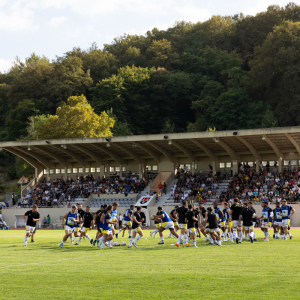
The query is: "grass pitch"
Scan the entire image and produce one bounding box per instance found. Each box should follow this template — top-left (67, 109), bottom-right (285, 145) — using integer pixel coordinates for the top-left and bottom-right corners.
top-left (0, 229), bottom-right (299, 299)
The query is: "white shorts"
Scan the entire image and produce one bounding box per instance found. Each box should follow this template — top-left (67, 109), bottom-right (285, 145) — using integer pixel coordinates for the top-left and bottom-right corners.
top-left (132, 227), bottom-right (142, 232)
top-left (188, 227), bottom-right (196, 234)
top-left (274, 221), bottom-right (282, 227)
top-left (282, 219), bottom-right (288, 227)
top-left (65, 225), bottom-right (76, 233)
top-left (161, 221), bottom-right (174, 229)
top-left (81, 227), bottom-right (90, 233)
top-left (232, 220), bottom-right (240, 227)
top-left (210, 228), bottom-right (220, 232)
top-left (244, 226), bottom-right (253, 230)
top-left (261, 221), bottom-right (270, 229)
top-left (179, 223), bottom-right (187, 230)
top-left (26, 225), bottom-right (35, 232)
top-left (102, 229), bottom-right (112, 235)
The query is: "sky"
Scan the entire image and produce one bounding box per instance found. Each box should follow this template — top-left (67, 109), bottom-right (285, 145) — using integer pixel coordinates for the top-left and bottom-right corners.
top-left (0, 0), bottom-right (295, 72)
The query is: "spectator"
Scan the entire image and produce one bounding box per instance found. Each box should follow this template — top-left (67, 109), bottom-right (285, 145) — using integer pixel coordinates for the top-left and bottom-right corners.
top-left (118, 213), bottom-right (123, 229)
top-left (47, 214), bottom-right (51, 225)
top-left (42, 217), bottom-right (47, 228)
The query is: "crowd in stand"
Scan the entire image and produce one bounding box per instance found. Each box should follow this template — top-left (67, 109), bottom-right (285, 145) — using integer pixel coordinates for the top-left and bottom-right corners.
top-left (17, 174), bottom-right (149, 208)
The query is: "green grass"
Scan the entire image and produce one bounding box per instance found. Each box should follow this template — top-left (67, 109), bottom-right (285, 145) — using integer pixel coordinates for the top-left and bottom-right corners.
top-left (0, 229), bottom-right (299, 299)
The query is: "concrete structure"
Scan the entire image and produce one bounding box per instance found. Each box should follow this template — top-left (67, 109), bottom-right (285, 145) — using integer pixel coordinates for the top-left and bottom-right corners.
top-left (2, 127), bottom-right (300, 185)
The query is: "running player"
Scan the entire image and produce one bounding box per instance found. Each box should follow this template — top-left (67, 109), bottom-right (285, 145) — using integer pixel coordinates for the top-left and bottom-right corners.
top-left (153, 206), bottom-right (179, 245)
top-left (59, 205), bottom-right (79, 248)
top-left (205, 207), bottom-right (222, 246)
top-left (93, 205), bottom-right (105, 246)
top-left (23, 204), bottom-right (40, 247)
top-left (111, 202), bottom-right (119, 236)
top-left (150, 209), bottom-right (162, 238)
top-left (168, 205), bottom-right (179, 238)
top-left (75, 206), bottom-right (94, 245)
top-left (273, 202), bottom-right (282, 239)
top-left (260, 201), bottom-right (273, 241)
top-left (223, 202), bottom-right (231, 242)
top-left (194, 206), bottom-right (201, 238)
top-left (229, 198), bottom-right (243, 244)
top-left (116, 205), bottom-right (134, 238)
top-left (186, 204), bottom-right (198, 247)
top-left (72, 208), bottom-right (82, 244)
top-left (280, 199), bottom-right (295, 240)
top-left (213, 203), bottom-right (226, 241)
top-left (239, 202), bottom-right (255, 243)
top-left (175, 200), bottom-right (189, 247)
top-left (199, 204), bottom-right (209, 242)
top-left (248, 201), bottom-right (257, 241)
top-left (99, 205), bottom-right (117, 249)
top-left (128, 206), bottom-right (144, 248)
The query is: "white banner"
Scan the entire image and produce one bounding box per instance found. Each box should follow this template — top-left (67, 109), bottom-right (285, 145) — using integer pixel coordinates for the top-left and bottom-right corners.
top-left (134, 195), bottom-right (156, 207)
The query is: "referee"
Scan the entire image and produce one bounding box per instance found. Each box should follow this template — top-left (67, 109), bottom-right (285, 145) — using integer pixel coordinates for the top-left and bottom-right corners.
top-left (118, 214), bottom-right (123, 229)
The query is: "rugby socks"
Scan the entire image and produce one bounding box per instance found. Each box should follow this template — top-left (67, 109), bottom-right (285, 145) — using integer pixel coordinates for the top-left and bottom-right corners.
top-left (69, 236), bottom-right (72, 241)
top-left (276, 232), bottom-right (279, 238)
top-left (229, 232), bottom-right (233, 242)
top-left (160, 236), bottom-right (164, 242)
top-left (117, 229), bottom-right (123, 235)
top-left (208, 233), bottom-right (213, 243)
top-left (232, 230), bottom-right (237, 240)
top-left (86, 234), bottom-right (91, 241)
top-left (193, 240), bottom-right (196, 247)
top-left (288, 232), bottom-right (292, 237)
top-left (265, 232), bottom-right (269, 240)
top-left (129, 237), bottom-right (134, 246)
top-left (218, 240), bottom-right (222, 246)
top-left (134, 235), bottom-right (142, 244)
top-left (238, 231), bottom-right (243, 242)
top-left (177, 234), bottom-right (183, 245)
top-left (24, 236), bottom-right (29, 246)
top-left (128, 230), bottom-right (132, 237)
top-left (184, 234), bottom-right (189, 243)
top-left (168, 232), bottom-right (172, 238)
top-left (253, 231), bottom-right (256, 239)
top-left (77, 237), bottom-right (83, 244)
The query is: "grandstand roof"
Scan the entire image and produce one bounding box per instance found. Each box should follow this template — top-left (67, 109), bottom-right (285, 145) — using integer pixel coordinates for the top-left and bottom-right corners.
top-left (1, 126), bottom-right (300, 168)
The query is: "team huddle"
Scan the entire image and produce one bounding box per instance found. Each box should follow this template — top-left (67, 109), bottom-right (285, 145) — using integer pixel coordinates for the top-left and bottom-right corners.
top-left (23, 199), bottom-right (295, 248)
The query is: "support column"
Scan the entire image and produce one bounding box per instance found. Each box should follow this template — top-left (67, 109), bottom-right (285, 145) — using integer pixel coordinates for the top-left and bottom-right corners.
top-left (278, 158), bottom-right (283, 173)
top-left (64, 167), bottom-right (67, 180)
top-left (119, 165), bottom-right (123, 178)
top-left (191, 162), bottom-right (195, 175)
top-left (232, 160), bottom-right (238, 176)
top-left (100, 165), bottom-right (105, 179)
top-left (212, 161), bottom-right (219, 176)
top-left (46, 168), bottom-right (50, 181)
top-left (138, 163), bottom-right (143, 179)
top-left (255, 159), bottom-right (260, 173)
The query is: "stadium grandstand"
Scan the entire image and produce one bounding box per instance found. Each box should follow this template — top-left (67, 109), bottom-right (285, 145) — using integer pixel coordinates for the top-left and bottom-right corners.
top-left (1, 126), bottom-right (300, 227)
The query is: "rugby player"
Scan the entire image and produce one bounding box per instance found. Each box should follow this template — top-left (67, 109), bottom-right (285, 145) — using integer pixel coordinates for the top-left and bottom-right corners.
top-left (272, 202), bottom-right (282, 239)
top-left (175, 200), bottom-right (189, 247)
top-left (168, 205), bottom-right (179, 238)
top-left (248, 201), bottom-right (257, 241)
top-left (194, 206), bottom-right (201, 238)
top-left (213, 203), bottom-right (226, 241)
top-left (75, 206), bottom-right (94, 245)
top-left (59, 205), bottom-right (79, 248)
top-left (153, 206), bottom-right (179, 245)
top-left (93, 205), bottom-right (105, 246)
top-left (23, 204), bottom-right (40, 247)
top-left (223, 202), bottom-right (231, 242)
top-left (239, 202), bottom-right (255, 243)
top-left (128, 206), bottom-right (144, 248)
top-left (99, 205), bottom-right (117, 249)
top-left (199, 204), bottom-right (209, 242)
top-left (150, 209), bottom-right (162, 238)
top-left (229, 198), bottom-right (243, 244)
top-left (205, 207), bottom-right (222, 246)
top-left (111, 202), bottom-right (119, 236)
top-left (186, 204), bottom-right (198, 247)
top-left (260, 201), bottom-right (273, 241)
top-left (116, 205), bottom-right (134, 238)
top-left (280, 199), bottom-right (295, 240)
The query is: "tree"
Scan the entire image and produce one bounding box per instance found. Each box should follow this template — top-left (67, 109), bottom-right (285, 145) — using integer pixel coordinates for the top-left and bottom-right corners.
top-left (36, 95), bottom-right (114, 139)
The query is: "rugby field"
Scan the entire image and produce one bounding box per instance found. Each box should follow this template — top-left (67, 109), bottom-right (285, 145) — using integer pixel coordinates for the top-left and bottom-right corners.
top-left (0, 229), bottom-right (299, 299)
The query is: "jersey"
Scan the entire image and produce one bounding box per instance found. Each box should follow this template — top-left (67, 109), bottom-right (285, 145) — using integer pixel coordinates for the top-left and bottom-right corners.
top-left (177, 206), bottom-right (189, 224)
top-left (111, 209), bottom-right (118, 222)
top-left (280, 205), bottom-right (293, 220)
top-left (186, 210), bottom-right (195, 228)
top-left (25, 210), bottom-right (40, 227)
top-left (83, 212), bottom-right (94, 228)
top-left (214, 207), bottom-right (225, 222)
top-left (274, 208), bottom-right (282, 222)
top-left (262, 207), bottom-right (273, 222)
top-left (77, 208), bottom-right (85, 220)
top-left (132, 211), bottom-right (142, 229)
top-left (99, 210), bottom-right (106, 228)
top-left (194, 210), bottom-right (200, 226)
top-left (124, 208), bottom-right (133, 221)
top-left (65, 211), bottom-right (78, 227)
top-left (161, 210), bottom-right (172, 223)
top-left (223, 208), bottom-right (229, 222)
top-left (240, 208), bottom-right (253, 226)
top-left (102, 212), bottom-right (111, 231)
top-left (230, 203), bottom-right (243, 221)
top-left (207, 212), bottom-right (218, 229)
top-left (200, 207), bottom-right (207, 220)
top-left (249, 207), bottom-right (256, 222)
top-left (95, 209), bottom-right (102, 227)
top-left (170, 209), bottom-right (178, 222)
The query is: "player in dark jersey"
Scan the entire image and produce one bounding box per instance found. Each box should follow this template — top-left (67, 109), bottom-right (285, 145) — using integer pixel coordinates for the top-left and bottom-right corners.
top-left (229, 198), bottom-right (243, 243)
top-left (175, 201), bottom-right (189, 247)
top-left (168, 206), bottom-right (179, 238)
top-left (205, 207), bottom-right (222, 246)
top-left (239, 202), bottom-right (255, 243)
top-left (272, 202), bottom-right (282, 239)
top-left (223, 202), bottom-right (231, 242)
top-left (186, 204), bottom-right (198, 247)
top-left (93, 205), bottom-right (107, 247)
top-left (75, 206), bottom-right (94, 245)
top-left (23, 204), bottom-right (40, 247)
top-left (199, 204), bottom-right (209, 242)
top-left (193, 206), bottom-right (201, 238)
top-left (128, 206), bottom-right (144, 248)
top-left (99, 205), bottom-right (117, 249)
top-left (248, 201), bottom-right (257, 241)
top-left (150, 210), bottom-right (161, 238)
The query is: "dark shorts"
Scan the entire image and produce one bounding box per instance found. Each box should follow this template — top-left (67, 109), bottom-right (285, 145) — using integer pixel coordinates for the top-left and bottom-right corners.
top-left (194, 223), bottom-right (199, 228)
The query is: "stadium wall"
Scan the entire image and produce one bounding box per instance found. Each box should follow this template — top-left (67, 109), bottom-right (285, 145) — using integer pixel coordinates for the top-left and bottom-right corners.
top-left (2, 204), bottom-right (300, 228)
